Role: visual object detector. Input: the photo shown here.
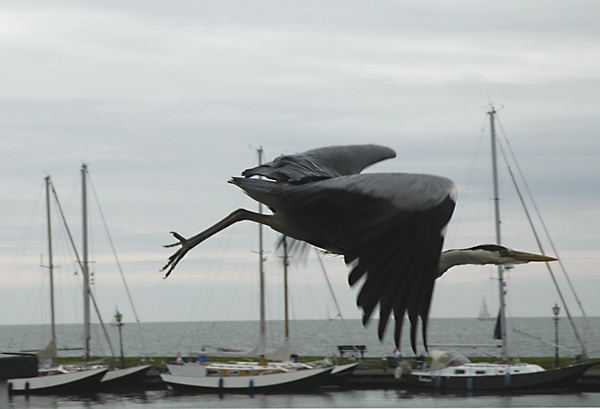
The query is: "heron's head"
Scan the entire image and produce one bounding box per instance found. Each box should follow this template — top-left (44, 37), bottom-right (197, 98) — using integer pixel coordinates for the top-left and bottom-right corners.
top-left (438, 244), bottom-right (557, 277)
top-left (466, 244), bottom-right (557, 265)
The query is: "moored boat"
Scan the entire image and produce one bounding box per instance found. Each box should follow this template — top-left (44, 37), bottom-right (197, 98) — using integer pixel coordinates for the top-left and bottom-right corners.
top-left (400, 108), bottom-right (592, 392)
top-left (100, 364), bottom-right (152, 386)
top-left (161, 149), bottom-right (342, 392)
top-left (7, 177), bottom-right (107, 395)
top-left (400, 350), bottom-right (594, 391)
top-left (8, 367), bottom-right (108, 394)
top-left (161, 365), bottom-right (333, 392)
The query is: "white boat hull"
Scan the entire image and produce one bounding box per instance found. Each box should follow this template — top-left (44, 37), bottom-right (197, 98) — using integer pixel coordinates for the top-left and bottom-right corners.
top-left (331, 362), bottom-right (358, 375)
top-left (166, 361), bottom-right (312, 378)
top-left (8, 368), bottom-right (108, 393)
top-left (166, 363), bottom-right (208, 377)
top-left (402, 363), bottom-right (595, 391)
top-left (167, 361), bottom-right (356, 386)
top-left (161, 366), bottom-right (332, 391)
top-left (101, 364), bottom-right (151, 385)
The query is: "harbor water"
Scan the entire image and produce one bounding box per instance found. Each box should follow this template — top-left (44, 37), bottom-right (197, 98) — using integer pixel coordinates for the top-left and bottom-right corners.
top-left (2, 317), bottom-right (600, 408)
top-left (2, 317), bottom-right (599, 359)
top-left (7, 389), bottom-right (600, 408)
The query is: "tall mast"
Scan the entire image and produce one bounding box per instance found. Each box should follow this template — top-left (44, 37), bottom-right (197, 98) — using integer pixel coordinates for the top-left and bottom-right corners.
top-left (82, 163), bottom-right (91, 361)
top-left (488, 106), bottom-right (508, 361)
top-left (45, 176), bottom-right (57, 355)
top-left (257, 147), bottom-right (266, 356)
top-left (282, 236), bottom-right (290, 339)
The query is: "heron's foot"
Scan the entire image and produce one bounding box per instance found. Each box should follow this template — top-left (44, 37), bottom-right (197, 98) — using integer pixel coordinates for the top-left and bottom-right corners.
top-left (161, 231), bottom-right (192, 278)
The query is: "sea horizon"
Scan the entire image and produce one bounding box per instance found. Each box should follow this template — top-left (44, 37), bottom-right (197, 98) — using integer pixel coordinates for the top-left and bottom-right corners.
top-left (2, 317), bottom-right (598, 359)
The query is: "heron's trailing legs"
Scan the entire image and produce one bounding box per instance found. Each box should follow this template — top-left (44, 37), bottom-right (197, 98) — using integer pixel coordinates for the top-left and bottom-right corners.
top-left (162, 208), bottom-right (273, 278)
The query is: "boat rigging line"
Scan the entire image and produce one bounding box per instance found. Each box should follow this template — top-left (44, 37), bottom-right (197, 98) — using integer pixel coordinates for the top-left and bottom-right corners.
top-left (86, 173), bottom-right (142, 324)
top-left (512, 327), bottom-right (578, 354)
top-left (314, 248), bottom-right (344, 321)
top-left (495, 115), bottom-right (588, 321)
top-left (313, 248), bottom-right (361, 351)
top-left (493, 113), bottom-right (588, 359)
top-left (48, 179), bottom-right (116, 358)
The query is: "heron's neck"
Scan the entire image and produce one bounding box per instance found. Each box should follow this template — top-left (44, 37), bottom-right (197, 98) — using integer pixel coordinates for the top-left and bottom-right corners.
top-left (437, 249), bottom-right (498, 278)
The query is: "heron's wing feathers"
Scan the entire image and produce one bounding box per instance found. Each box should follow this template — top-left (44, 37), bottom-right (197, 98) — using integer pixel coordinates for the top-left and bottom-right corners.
top-left (348, 193), bottom-right (453, 351)
top-left (242, 173), bottom-right (456, 351)
top-left (242, 144), bottom-right (396, 184)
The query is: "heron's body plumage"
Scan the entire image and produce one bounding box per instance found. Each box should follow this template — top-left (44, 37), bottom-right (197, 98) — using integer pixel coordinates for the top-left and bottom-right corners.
top-left (163, 144), bottom-right (556, 352)
top-left (234, 150), bottom-right (457, 350)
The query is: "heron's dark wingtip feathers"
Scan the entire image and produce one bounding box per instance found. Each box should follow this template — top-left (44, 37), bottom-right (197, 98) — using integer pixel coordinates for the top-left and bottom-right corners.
top-left (361, 312), bottom-right (371, 327)
top-left (377, 304), bottom-right (393, 341)
top-left (416, 278), bottom-right (436, 352)
top-left (348, 263), bottom-right (367, 286)
top-left (393, 310), bottom-right (405, 348)
top-left (421, 322), bottom-right (429, 353)
top-left (409, 313), bottom-right (419, 353)
top-left (377, 321), bottom-right (385, 341)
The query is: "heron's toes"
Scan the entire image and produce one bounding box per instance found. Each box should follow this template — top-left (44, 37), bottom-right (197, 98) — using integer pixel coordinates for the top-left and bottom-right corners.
top-left (162, 253), bottom-right (182, 277)
top-left (170, 231), bottom-right (186, 241)
top-left (162, 231), bottom-right (199, 278)
top-left (163, 231), bottom-right (187, 248)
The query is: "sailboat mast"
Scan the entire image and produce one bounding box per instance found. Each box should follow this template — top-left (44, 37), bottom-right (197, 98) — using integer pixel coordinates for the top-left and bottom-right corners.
top-left (282, 236), bottom-right (289, 339)
top-left (45, 176), bottom-right (57, 351)
top-left (257, 147), bottom-right (266, 355)
top-left (488, 106), bottom-right (508, 361)
top-left (81, 163), bottom-right (91, 361)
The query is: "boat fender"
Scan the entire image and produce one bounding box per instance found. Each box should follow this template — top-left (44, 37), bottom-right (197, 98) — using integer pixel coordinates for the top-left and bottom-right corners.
top-left (467, 377), bottom-right (473, 390)
top-left (219, 378), bottom-right (224, 389)
top-left (25, 382), bottom-right (30, 394)
top-left (249, 379), bottom-right (254, 389)
top-left (434, 376), bottom-right (442, 389)
top-left (504, 373), bottom-right (511, 388)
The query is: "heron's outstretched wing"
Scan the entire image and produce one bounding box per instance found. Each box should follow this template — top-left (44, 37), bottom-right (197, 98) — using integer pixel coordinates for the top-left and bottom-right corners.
top-left (241, 144), bottom-right (396, 184)
top-left (232, 173), bottom-right (456, 351)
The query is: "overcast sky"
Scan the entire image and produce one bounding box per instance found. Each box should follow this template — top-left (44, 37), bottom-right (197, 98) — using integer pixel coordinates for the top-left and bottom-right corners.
top-left (1, 1), bottom-right (599, 350)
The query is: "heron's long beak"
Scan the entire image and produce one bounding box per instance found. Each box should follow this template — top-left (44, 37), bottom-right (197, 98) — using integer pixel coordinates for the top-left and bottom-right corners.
top-left (507, 249), bottom-right (558, 263)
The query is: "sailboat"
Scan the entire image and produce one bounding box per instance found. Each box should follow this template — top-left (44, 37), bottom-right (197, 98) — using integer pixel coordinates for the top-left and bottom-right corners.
top-left (400, 107), bottom-right (594, 391)
top-left (478, 298), bottom-right (495, 321)
top-left (161, 148), bottom-right (335, 392)
top-left (77, 164), bottom-right (151, 386)
top-left (13, 166), bottom-right (151, 392)
top-left (8, 175), bottom-right (108, 394)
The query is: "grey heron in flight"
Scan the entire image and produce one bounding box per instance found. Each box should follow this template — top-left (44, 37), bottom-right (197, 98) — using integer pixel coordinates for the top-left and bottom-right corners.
top-left (162, 144), bottom-right (556, 351)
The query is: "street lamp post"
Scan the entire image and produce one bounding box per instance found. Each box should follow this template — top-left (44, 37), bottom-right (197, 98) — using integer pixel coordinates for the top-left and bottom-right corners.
top-left (552, 303), bottom-right (560, 369)
top-left (115, 310), bottom-right (125, 369)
